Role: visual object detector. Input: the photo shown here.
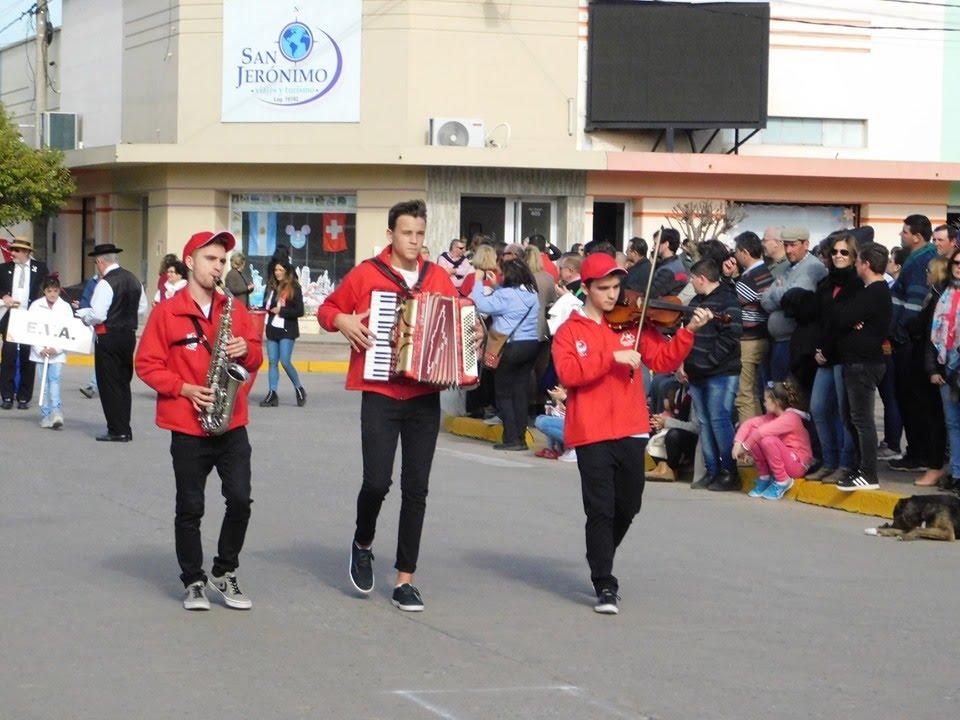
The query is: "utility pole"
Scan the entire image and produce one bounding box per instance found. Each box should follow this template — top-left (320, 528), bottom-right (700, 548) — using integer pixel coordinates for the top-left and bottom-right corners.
top-left (34, 0), bottom-right (48, 148)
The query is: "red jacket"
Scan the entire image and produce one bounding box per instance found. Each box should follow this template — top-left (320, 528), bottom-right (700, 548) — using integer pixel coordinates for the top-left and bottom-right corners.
top-left (552, 312), bottom-right (694, 448)
top-left (316, 246), bottom-right (458, 400)
top-left (135, 287), bottom-right (263, 436)
top-left (541, 252), bottom-right (559, 283)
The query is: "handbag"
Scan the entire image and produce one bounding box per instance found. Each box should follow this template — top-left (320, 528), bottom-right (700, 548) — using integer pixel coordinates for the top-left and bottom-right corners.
top-left (482, 301), bottom-right (534, 370)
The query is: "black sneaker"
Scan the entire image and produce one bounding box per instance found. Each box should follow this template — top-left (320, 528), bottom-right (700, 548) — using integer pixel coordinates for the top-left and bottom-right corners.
top-left (691, 472), bottom-right (716, 490)
top-left (391, 583), bottom-right (424, 612)
top-left (888, 456), bottom-right (926, 472)
top-left (836, 469), bottom-right (879, 492)
top-left (349, 542), bottom-right (374, 594)
top-left (594, 588), bottom-right (620, 615)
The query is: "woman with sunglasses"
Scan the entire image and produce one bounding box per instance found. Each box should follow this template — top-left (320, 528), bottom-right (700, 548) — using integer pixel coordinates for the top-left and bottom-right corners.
top-left (928, 247), bottom-right (960, 494)
top-left (804, 232), bottom-right (860, 484)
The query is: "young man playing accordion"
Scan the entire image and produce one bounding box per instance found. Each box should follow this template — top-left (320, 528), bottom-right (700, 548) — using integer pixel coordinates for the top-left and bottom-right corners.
top-left (135, 231), bottom-right (262, 611)
top-left (317, 199), bottom-right (459, 612)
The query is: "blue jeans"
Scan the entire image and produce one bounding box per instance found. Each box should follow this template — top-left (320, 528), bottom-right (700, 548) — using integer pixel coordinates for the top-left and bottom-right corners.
top-left (266, 338), bottom-right (301, 392)
top-left (810, 365), bottom-right (853, 469)
top-left (688, 374), bottom-right (739, 475)
top-left (38, 361), bottom-right (62, 417)
top-left (534, 415), bottom-right (565, 450)
top-left (877, 354), bottom-right (901, 452)
top-left (940, 384), bottom-right (960, 479)
top-left (769, 340), bottom-right (791, 382)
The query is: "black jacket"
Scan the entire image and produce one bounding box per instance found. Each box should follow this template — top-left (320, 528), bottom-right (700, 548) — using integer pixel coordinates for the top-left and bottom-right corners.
top-left (812, 267), bottom-right (863, 366)
top-left (684, 282), bottom-right (743, 379)
top-left (0, 259), bottom-right (49, 336)
top-left (263, 284), bottom-right (305, 340)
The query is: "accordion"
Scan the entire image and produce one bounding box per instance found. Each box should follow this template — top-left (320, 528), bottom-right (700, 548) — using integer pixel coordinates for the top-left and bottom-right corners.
top-left (363, 291), bottom-right (481, 388)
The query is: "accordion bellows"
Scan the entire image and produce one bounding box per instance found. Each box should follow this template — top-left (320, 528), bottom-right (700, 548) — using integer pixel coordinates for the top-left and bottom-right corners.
top-left (364, 291), bottom-right (481, 388)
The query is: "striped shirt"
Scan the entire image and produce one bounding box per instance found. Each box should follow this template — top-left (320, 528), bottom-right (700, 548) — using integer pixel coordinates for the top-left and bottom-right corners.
top-left (736, 260), bottom-right (773, 340)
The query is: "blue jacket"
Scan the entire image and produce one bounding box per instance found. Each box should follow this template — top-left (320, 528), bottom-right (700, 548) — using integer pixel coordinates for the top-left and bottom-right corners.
top-left (891, 242), bottom-right (935, 345)
top-left (79, 275), bottom-right (98, 309)
top-left (470, 285), bottom-right (540, 342)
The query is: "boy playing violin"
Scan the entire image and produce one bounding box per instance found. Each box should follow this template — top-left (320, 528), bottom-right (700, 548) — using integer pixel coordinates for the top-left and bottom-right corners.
top-left (552, 253), bottom-right (712, 615)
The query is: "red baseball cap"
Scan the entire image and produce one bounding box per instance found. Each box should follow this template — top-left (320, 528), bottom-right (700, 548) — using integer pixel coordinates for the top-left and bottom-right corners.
top-left (580, 253), bottom-right (627, 283)
top-left (182, 230), bottom-right (236, 263)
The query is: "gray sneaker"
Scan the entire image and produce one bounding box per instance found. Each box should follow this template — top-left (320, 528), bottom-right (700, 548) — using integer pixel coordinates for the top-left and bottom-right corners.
top-left (79, 385), bottom-right (97, 398)
top-left (208, 571), bottom-right (252, 610)
top-left (51, 411), bottom-right (63, 429)
top-left (183, 581), bottom-right (210, 611)
top-left (39, 414), bottom-right (54, 429)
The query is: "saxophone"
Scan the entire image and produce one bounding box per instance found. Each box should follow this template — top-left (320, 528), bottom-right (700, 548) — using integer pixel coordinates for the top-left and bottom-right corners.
top-left (199, 279), bottom-right (251, 435)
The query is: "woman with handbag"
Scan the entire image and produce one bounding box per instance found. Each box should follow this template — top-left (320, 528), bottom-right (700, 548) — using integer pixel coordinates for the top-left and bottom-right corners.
top-left (470, 258), bottom-right (540, 451)
top-left (259, 262), bottom-right (306, 407)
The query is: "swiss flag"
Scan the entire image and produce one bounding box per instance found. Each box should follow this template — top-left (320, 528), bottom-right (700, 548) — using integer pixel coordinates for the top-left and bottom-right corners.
top-left (323, 213), bottom-right (348, 253)
top-left (0, 238), bottom-right (11, 263)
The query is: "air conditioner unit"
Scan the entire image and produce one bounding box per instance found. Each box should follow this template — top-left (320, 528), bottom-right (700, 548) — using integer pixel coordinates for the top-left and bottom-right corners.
top-left (429, 117), bottom-right (485, 148)
top-left (42, 112), bottom-right (79, 150)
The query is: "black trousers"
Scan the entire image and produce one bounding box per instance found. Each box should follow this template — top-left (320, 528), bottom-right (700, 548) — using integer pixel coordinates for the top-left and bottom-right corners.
top-left (494, 340), bottom-right (540, 445)
top-left (892, 341), bottom-right (945, 466)
top-left (841, 362), bottom-right (885, 481)
top-left (357, 391), bottom-right (440, 574)
top-left (0, 342), bottom-right (35, 402)
top-left (171, 427), bottom-right (252, 587)
top-left (95, 330), bottom-right (136, 436)
top-left (576, 436), bottom-right (648, 595)
top-left (664, 428), bottom-right (697, 470)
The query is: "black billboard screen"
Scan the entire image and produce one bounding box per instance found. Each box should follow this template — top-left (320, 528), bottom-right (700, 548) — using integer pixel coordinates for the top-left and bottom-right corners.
top-left (587, 1), bottom-right (770, 130)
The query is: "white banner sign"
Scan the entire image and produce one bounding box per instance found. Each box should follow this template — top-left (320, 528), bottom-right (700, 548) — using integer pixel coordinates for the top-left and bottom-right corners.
top-left (221, 0), bottom-right (362, 123)
top-left (6, 308), bottom-right (95, 355)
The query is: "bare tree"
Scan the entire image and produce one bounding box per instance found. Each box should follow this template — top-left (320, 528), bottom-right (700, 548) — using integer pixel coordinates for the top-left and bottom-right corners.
top-left (666, 200), bottom-right (747, 260)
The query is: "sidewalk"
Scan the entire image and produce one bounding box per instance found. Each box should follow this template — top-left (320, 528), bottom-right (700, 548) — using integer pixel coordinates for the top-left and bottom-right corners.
top-left (444, 416), bottom-right (950, 520)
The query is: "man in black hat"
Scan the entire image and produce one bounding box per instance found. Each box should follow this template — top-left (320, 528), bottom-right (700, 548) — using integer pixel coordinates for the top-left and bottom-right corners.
top-left (76, 243), bottom-right (147, 441)
top-left (0, 237), bottom-right (49, 409)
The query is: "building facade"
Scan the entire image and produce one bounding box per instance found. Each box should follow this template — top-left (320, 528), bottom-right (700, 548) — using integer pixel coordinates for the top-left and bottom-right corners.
top-left (2, 0), bottom-right (959, 316)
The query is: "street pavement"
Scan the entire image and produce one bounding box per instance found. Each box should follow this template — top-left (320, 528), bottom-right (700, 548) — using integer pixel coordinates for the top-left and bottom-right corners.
top-left (1, 367), bottom-right (958, 720)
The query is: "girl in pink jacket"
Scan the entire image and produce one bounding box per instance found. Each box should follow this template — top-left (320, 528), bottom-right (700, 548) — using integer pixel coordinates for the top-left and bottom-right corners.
top-left (732, 382), bottom-right (812, 500)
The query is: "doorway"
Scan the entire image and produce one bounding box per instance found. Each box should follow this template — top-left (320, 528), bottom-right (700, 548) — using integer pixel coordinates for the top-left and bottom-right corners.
top-left (593, 201), bottom-right (626, 249)
top-left (460, 196), bottom-right (507, 244)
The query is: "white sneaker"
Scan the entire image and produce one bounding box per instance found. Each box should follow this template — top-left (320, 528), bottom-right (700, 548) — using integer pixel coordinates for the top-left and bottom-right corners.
top-left (558, 448), bottom-right (577, 463)
top-left (183, 581), bottom-right (210, 611)
top-left (51, 411), bottom-right (63, 429)
top-left (482, 415), bottom-right (502, 426)
top-left (39, 414), bottom-right (54, 429)
top-left (208, 571), bottom-right (252, 610)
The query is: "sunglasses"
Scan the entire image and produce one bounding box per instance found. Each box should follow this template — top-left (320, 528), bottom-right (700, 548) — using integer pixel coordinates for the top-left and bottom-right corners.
top-left (951, 260), bottom-right (960, 267)
top-left (831, 249), bottom-right (851, 257)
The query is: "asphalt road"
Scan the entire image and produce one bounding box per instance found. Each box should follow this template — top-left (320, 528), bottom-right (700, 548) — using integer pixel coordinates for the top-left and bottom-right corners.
top-left (1, 367), bottom-right (957, 720)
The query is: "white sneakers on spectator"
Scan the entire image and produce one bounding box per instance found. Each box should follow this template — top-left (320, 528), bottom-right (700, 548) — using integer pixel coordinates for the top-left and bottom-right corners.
top-left (483, 415), bottom-right (502, 426)
top-left (558, 449), bottom-right (577, 463)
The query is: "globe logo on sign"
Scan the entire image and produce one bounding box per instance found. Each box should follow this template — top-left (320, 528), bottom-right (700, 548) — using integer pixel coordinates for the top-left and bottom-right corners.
top-left (279, 21), bottom-right (313, 62)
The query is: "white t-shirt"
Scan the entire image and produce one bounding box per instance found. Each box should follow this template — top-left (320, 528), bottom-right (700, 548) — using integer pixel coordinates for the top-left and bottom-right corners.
top-left (392, 265), bottom-right (420, 289)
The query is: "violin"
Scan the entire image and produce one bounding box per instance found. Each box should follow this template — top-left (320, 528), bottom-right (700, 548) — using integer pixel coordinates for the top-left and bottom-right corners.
top-left (605, 289), bottom-right (732, 332)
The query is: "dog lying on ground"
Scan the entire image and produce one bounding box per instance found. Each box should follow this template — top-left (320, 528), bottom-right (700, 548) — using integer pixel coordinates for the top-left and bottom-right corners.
top-left (868, 494), bottom-right (960, 541)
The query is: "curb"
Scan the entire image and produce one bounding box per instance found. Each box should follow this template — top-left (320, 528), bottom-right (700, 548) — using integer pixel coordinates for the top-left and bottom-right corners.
top-left (444, 417), bottom-right (904, 519)
top-left (66, 355), bottom-right (350, 374)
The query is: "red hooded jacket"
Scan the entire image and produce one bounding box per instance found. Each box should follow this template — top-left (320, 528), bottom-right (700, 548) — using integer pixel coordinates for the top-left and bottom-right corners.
top-left (552, 312), bottom-right (694, 448)
top-left (135, 287), bottom-right (263, 436)
top-left (316, 246), bottom-right (458, 400)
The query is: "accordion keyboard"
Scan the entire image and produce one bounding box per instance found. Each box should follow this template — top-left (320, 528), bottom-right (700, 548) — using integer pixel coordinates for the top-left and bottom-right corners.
top-left (460, 304), bottom-right (479, 382)
top-left (363, 291), bottom-right (399, 381)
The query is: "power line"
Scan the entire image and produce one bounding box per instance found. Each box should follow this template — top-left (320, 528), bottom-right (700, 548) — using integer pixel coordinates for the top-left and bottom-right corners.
top-left (875, 0), bottom-right (960, 8)
top-left (0, 2), bottom-right (36, 36)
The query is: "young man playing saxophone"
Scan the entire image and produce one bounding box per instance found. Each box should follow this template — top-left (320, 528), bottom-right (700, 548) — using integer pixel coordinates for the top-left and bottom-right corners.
top-left (135, 231), bottom-right (263, 611)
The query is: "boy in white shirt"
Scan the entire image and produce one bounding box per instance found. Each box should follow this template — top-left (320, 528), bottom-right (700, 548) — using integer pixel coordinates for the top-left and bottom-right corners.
top-left (29, 276), bottom-right (73, 429)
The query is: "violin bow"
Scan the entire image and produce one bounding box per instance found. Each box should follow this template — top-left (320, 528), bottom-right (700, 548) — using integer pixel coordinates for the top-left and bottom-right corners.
top-left (630, 228), bottom-right (664, 379)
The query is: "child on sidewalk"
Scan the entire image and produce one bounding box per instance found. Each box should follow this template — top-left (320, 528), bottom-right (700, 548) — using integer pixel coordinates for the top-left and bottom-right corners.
top-left (732, 381), bottom-right (812, 500)
top-left (534, 385), bottom-right (576, 462)
top-left (29, 276), bottom-right (73, 429)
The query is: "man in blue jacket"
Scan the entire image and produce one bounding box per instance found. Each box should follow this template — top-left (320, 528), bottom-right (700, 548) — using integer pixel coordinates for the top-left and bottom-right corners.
top-left (888, 214), bottom-right (937, 472)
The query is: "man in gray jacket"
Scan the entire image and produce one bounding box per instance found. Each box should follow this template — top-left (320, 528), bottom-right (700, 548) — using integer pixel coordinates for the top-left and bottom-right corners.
top-left (760, 226), bottom-right (828, 382)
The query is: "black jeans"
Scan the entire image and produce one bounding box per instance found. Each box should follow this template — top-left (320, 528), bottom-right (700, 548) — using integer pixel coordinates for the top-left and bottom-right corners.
top-left (494, 340), bottom-right (540, 445)
top-left (171, 427), bottom-right (252, 587)
top-left (0, 342), bottom-right (35, 402)
top-left (95, 330), bottom-right (136, 436)
top-left (842, 363), bottom-right (885, 481)
top-left (576, 437), bottom-right (648, 595)
top-left (357, 391), bottom-right (441, 573)
top-left (664, 428), bottom-right (697, 470)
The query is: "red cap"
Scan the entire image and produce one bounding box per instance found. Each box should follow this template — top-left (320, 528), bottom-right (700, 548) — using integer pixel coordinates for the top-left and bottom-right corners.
top-left (580, 253), bottom-right (627, 283)
top-left (182, 231), bottom-right (236, 263)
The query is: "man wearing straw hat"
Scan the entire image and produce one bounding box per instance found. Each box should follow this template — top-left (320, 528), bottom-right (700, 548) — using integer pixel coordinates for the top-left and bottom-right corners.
top-left (0, 237), bottom-right (49, 409)
top-left (75, 243), bottom-right (147, 441)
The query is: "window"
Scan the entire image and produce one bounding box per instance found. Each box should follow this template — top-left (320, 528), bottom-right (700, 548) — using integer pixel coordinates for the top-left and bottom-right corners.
top-left (760, 118), bottom-right (866, 148)
top-left (229, 193), bottom-right (356, 312)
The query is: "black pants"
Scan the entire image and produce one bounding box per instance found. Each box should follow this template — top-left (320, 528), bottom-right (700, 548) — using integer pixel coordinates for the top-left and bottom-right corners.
top-left (494, 340), bottom-right (540, 445)
top-left (0, 342), bottom-right (35, 403)
top-left (842, 362), bottom-right (885, 481)
top-left (171, 427), bottom-right (253, 587)
top-left (892, 341), bottom-right (945, 466)
top-left (664, 428), bottom-right (697, 470)
top-left (95, 330), bottom-right (136, 436)
top-left (576, 437), bottom-right (647, 595)
top-left (357, 391), bottom-right (440, 573)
